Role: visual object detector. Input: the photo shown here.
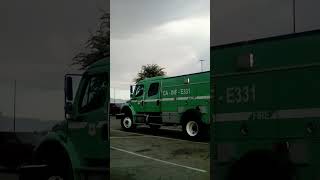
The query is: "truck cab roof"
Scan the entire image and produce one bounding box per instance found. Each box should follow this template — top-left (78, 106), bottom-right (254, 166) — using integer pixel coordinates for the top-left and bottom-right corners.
top-left (137, 71), bottom-right (210, 84)
top-left (138, 76), bottom-right (166, 83)
top-left (87, 57), bottom-right (110, 74)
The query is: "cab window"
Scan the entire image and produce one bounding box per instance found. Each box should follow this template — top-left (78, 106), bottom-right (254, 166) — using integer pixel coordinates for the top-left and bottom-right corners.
top-left (148, 83), bottom-right (159, 97)
top-left (79, 73), bottom-right (108, 113)
top-left (134, 85), bottom-right (144, 97)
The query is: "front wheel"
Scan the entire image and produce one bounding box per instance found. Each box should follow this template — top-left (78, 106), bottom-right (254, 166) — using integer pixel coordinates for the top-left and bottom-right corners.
top-left (121, 116), bottom-right (136, 131)
top-left (47, 174), bottom-right (64, 180)
top-left (44, 159), bottom-right (70, 180)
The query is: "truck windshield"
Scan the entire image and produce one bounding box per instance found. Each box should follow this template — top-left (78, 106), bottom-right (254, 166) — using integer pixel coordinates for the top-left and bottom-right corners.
top-left (79, 73), bottom-right (108, 113)
top-left (134, 85), bottom-right (144, 97)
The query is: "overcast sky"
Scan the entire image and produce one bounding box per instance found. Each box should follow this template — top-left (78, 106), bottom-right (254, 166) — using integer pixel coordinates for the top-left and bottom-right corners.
top-left (211, 0), bottom-right (320, 46)
top-left (0, 0), bottom-right (109, 121)
top-left (1, 0), bottom-right (319, 121)
top-left (111, 0), bottom-right (210, 100)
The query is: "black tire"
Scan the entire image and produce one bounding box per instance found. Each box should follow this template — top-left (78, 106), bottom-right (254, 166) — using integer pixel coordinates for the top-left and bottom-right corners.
top-left (33, 144), bottom-right (73, 180)
top-left (149, 124), bottom-right (161, 130)
top-left (44, 154), bottom-right (72, 180)
top-left (228, 150), bottom-right (295, 180)
top-left (121, 116), bottom-right (136, 131)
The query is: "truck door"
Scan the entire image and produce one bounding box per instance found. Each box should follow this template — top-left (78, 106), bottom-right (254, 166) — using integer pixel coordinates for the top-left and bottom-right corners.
top-left (131, 84), bottom-right (145, 113)
top-left (68, 72), bottom-right (109, 161)
top-left (144, 82), bottom-right (161, 113)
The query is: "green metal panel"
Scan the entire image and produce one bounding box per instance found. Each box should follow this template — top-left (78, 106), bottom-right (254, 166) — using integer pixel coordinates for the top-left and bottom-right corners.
top-left (211, 30), bottom-right (320, 180)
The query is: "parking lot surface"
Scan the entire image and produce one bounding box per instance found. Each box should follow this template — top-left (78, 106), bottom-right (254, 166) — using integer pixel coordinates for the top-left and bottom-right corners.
top-left (0, 117), bottom-right (210, 180)
top-left (110, 116), bottom-right (210, 180)
top-left (0, 167), bottom-right (18, 180)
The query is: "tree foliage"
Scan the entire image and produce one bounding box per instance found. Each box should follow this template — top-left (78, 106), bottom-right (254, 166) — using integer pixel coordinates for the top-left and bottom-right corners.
top-left (72, 12), bottom-right (110, 70)
top-left (134, 64), bottom-right (166, 83)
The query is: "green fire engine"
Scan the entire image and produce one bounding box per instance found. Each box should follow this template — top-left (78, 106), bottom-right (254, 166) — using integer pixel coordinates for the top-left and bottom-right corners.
top-left (20, 58), bottom-right (110, 180)
top-left (117, 71), bottom-right (210, 138)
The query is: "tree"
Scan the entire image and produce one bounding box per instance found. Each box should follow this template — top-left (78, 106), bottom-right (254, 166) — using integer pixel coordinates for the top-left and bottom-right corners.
top-left (134, 64), bottom-right (166, 83)
top-left (72, 12), bottom-right (110, 70)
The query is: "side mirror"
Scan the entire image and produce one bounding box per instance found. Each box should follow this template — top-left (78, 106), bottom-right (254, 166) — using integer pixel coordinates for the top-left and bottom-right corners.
top-left (130, 85), bottom-right (133, 94)
top-left (65, 76), bottom-right (73, 101)
top-left (64, 102), bottom-right (72, 120)
top-left (65, 102), bottom-right (73, 114)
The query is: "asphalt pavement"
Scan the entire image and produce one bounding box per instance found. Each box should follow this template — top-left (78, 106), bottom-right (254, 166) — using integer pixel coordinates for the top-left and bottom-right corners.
top-left (110, 116), bottom-right (210, 180)
top-left (0, 117), bottom-right (210, 180)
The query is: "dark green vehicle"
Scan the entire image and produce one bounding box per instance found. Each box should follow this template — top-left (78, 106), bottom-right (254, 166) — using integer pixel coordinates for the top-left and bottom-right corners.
top-left (211, 30), bottom-right (320, 180)
top-left (117, 71), bottom-right (210, 138)
top-left (20, 58), bottom-right (110, 180)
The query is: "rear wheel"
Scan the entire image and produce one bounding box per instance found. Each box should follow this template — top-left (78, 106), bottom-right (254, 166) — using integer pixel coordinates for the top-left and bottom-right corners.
top-left (183, 120), bottom-right (201, 138)
top-left (121, 116), bottom-right (136, 131)
top-left (181, 110), bottom-right (204, 139)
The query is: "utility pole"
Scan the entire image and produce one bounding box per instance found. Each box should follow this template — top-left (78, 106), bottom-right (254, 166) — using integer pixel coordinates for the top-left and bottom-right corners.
top-left (13, 80), bottom-right (16, 132)
top-left (113, 88), bottom-right (116, 103)
top-left (293, 0), bottom-right (296, 33)
top-left (200, 59), bottom-right (205, 72)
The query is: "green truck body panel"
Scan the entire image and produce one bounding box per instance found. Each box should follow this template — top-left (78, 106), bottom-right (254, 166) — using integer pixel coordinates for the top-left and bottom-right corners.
top-left (127, 71), bottom-right (210, 126)
top-left (211, 30), bottom-right (320, 179)
top-left (35, 58), bottom-right (109, 179)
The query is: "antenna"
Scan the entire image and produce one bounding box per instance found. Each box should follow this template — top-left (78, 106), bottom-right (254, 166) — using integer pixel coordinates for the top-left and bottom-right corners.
top-left (200, 59), bottom-right (205, 72)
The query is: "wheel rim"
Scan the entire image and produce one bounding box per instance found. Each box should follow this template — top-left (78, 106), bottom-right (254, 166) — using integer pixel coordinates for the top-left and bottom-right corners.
top-left (48, 176), bottom-right (63, 180)
top-left (123, 117), bottom-right (132, 128)
top-left (186, 121), bottom-right (199, 137)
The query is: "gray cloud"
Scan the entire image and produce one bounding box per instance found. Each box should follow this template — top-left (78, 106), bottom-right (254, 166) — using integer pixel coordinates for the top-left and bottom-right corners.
top-left (111, 0), bottom-right (210, 99)
top-left (211, 0), bottom-right (320, 46)
top-left (111, 0), bottom-right (209, 39)
top-left (0, 0), bottom-right (109, 120)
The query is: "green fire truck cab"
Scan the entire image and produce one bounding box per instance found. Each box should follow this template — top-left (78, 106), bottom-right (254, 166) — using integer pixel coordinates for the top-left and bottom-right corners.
top-left (211, 30), bottom-right (320, 180)
top-left (20, 58), bottom-right (110, 180)
top-left (117, 71), bottom-right (210, 138)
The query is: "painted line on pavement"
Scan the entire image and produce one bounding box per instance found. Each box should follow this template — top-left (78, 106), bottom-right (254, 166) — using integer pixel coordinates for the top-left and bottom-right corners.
top-left (110, 129), bottom-right (208, 145)
top-left (110, 146), bottom-right (208, 173)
